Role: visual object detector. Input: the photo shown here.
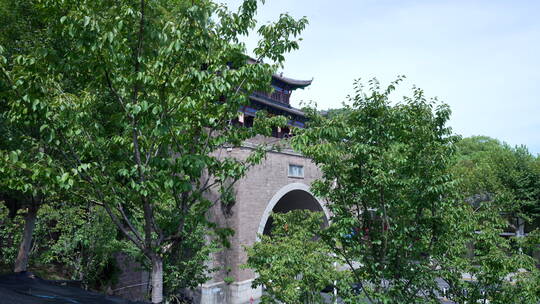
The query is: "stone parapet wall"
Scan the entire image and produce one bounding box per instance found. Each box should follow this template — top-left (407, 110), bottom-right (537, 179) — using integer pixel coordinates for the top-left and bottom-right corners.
top-left (113, 253), bottom-right (149, 301)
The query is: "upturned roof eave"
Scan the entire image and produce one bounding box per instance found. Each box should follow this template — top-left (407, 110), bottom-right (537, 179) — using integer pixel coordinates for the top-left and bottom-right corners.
top-left (246, 56), bottom-right (312, 89)
top-left (248, 95), bottom-right (306, 118)
top-left (272, 74), bottom-right (312, 89)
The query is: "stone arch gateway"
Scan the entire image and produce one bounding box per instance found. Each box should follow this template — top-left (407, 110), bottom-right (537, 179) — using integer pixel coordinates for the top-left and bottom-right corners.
top-left (200, 142), bottom-right (327, 304)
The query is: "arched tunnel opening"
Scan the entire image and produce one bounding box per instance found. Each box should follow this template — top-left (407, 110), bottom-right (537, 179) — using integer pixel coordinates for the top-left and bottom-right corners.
top-left (262, 189), bottom-right (328, 236)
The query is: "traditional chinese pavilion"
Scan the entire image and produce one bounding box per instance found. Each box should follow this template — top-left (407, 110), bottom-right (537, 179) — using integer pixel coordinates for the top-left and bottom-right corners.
top-left (236, 67), bottom-right (312, 138)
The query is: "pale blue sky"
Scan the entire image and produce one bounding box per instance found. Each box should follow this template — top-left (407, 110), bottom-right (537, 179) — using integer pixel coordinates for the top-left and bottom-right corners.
top-left (223, 0), bottom-right (540, 154)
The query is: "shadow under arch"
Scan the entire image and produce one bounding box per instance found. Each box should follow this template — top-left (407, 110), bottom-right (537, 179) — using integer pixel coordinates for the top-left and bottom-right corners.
top-left (257, 182), bottom-right (330, 238)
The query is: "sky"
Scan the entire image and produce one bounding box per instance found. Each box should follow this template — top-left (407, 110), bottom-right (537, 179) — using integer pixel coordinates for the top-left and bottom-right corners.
top-left (222, 0), bottom-right (540, 155)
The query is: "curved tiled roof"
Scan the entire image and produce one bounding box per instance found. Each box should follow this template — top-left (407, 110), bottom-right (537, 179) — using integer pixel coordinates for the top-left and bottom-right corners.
top-left (272, 74), bottom-right (312, 89)
top-left (249, 95), bottom-right (306, 117)
top-left (247, 56), bottom-right (312, 89)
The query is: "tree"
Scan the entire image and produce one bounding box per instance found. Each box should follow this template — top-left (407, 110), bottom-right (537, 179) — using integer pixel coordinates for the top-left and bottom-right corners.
top-left (0, 199), bottom-right (127, 291)
top-left (0, 75), bottom-right (72, 273)
top-left (452, 136), bottom-right (540, 229)
top-left (446, 136), bottom-right (540, 303)
top-left (246, 210), bottom-right (339, 304)
top-left (321, 108), bottom-right (350, 119)
top-left (267, 79), bottom-right (540, 304)
top-left (2, 0), bottom-right (308, 302)
top-left (0, 1), bottom-right (123, 281)
top-left (0, 0), bottom-right (76, 273)
top-left (288, 77), bottom-right (468, 303)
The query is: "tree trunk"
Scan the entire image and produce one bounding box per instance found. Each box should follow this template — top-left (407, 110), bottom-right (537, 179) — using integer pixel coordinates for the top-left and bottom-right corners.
top-left (151, 255), bottom-right (164, 303)
top-left (14, 202), bottom-right (38, 273)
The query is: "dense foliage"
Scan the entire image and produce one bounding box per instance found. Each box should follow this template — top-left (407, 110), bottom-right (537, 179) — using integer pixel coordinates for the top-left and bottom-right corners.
top-left (0, 203), bottom-right (126, 288)
top-left (453, 136), bottom-right (540, 225)
top-left (292, 78), bottom-right (467, 303)
top-left (248, 78), bottom-right (540, 304)
top-left (1, 0), bottom-right (307, 302)
top-left (245, 210), bottom-right (339, 304)
top-left (447, 136), bottom-right (540, 304)
top-left (0, 0), bottom-right (81, 274)
top-left (2, 1), bottom-right (539, 303)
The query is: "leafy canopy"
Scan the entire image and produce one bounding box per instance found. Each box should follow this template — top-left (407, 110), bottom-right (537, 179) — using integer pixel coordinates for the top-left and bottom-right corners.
top-left (246, 210), bottom-right (339, 304)
top-left (291, 77), bottom-right (464, 303)
top-left (1, 0), bottom-right (309, 301)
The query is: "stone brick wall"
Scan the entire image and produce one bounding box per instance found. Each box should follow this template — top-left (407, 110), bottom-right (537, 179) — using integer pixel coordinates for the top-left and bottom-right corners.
top-left (207, 136), bottom-right (324, 285)
top-left (113, 253), bottom-right (149, 301)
